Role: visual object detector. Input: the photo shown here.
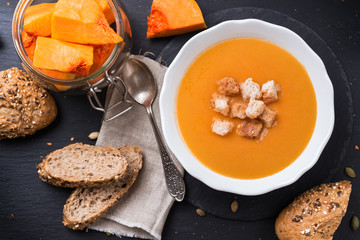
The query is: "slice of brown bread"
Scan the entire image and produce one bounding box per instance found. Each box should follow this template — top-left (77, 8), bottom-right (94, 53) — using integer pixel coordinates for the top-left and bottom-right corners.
top-left (62, 146), bottom-right (143, 230)
top-left (275, 181), bottom-right (351, 240)
top-left (37, 143), bottom-right (128, 188)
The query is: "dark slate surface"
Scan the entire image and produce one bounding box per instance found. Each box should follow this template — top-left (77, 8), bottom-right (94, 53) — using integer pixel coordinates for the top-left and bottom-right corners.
top-left (0, 0), bottom-right (360, 240)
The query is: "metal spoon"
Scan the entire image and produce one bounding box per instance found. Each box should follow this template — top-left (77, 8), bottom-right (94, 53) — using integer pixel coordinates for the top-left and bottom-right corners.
top-left (121, 57), bottom-right (185, 202)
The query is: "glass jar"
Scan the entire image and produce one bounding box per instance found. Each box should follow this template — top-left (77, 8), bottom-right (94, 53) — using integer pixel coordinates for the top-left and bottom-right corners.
top-left (12, 0), bottom-right (133, 119)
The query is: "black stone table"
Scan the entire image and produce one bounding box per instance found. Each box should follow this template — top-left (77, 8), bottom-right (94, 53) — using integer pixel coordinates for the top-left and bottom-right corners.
top-left (0, 0), bottom-right (359, 239)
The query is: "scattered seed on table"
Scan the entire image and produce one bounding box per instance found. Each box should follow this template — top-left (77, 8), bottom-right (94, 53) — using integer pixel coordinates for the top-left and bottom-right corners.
top-left (354, 145), bottom-right (359, 150)
top-left (46, 142), bottom-right (52, 146)
top-left (70, 137), bottom-right (74, 141)
top-left (351, 216), bottom-right (359, 231)
top-left (10, 214), bottom-right (14, 219)
top-left (196, 208), bottom-right (206, 217)
top-left (88, 131), bottom-right (99, 140)
top-left (106, 232), bottom-right (112, 236)
top-left (345, 167), bottom-right (356, 178)
top-left (231, 200), bottom-right (238, 213)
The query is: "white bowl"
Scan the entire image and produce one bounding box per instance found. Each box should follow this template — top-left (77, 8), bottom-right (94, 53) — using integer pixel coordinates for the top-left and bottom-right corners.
top-left (159, 19), bottom-right (334, 196)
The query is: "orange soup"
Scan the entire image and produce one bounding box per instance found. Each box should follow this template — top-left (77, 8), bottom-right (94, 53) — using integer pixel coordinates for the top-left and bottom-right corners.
top-left (176, 38), bottom-right (317, 179)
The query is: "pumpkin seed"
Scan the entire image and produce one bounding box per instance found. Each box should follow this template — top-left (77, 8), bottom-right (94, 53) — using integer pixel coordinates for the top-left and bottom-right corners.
top-left (88, 131), bottom-right (99, 140)
top-left (196, 208), bottom-right (206, 217)
top-left (345, 167), bottom-right (356, 178)
top-left (231, 200), bottom-right (238, 213)
top-left (351, 216), bottom-right (359, 231)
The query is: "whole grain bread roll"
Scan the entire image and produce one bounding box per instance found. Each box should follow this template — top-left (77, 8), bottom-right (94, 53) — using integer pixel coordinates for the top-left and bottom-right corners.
top-left (275, 181), bottom-right (351, 240)
top-left (0, 67), bottom-right (57, 139)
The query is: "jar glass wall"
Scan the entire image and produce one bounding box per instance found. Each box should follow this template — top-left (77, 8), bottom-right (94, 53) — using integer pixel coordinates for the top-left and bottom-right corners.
top-left (12, 0), bottom-right (132, 94)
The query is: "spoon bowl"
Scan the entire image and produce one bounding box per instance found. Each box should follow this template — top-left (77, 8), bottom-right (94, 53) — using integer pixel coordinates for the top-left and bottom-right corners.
top-left (121, 57), bottom-right (157, 107)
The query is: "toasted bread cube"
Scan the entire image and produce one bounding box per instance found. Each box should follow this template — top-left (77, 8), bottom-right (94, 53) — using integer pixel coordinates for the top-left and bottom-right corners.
top-left (261, 80), bottom-right (279, 104)
top-left (259, 128), bottom-right (268, 141)
top-left (240, 78), bottom-right (261, 100)
top-left (210, 93), bottom-right (230, 116)
top-left (259, 106), bottom-right (277, 128)
top-left (217, 77), bottom-right (240, 96)
top-left (236, 119), bottom-right (263, 138)
top-left (211, 118), bottom-right (234, 136)
top-left (229, 101), bottom-right (247, 119)
top-left (246, 98), bottom-right (265, 119)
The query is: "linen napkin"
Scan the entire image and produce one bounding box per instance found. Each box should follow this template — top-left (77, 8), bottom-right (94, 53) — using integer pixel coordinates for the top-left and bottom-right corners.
top-left (89, 55), bottom-right (184, 240)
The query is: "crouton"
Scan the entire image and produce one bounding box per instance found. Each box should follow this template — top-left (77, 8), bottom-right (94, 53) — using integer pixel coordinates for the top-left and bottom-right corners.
top-left (229, 101), bottom-right (247, 119)
top-left (211, 118), bottom-right (234, 136)
top-left (210, 93), bottom-right (230, 116)
top-left (217, 77), bottom-right (240, 96)
top-left (259, 106), bottom-right (277, 128)
top-left (259, 128), bottom-right (268, 141)
top-left (236, 119), bottom-right (263, 138)
top-left (261, 80), bottom-right (278, 104)
top-left (245, 98), bottom-right (265, 119)
top-left (240, 78), bottom-right (262, 100)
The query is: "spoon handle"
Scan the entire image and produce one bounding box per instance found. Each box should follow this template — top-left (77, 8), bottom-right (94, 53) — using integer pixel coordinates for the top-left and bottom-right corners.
top-left (146, 106), bottom-right (185, 202)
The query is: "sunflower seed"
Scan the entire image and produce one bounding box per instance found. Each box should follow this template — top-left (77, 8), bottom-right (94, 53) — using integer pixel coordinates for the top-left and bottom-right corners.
top-left (196, 208), bottom-right (206, 217)
top-left (88, 131), bottom-right (99, 140)
top-left (345, 167), bottom-right (356, 178)
top-left (351, 216), bottom-right (359, 231)
top-left (231, 200), bottom-right (238, 213)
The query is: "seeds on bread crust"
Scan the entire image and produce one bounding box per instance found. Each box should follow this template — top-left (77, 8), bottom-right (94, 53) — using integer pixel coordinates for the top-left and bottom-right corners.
top-left (0, 67), bottom-right (57, 139)
top-left (37, 143), bottom-right (128, 188)
top-left (62, 146), bottom-right (143, 230)
top-left (275, 181), bottom-right (352, 240)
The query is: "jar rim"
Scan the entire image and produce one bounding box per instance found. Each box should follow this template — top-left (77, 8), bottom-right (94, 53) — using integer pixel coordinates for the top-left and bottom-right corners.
top-left (12, 0), bottom-right (127, 86)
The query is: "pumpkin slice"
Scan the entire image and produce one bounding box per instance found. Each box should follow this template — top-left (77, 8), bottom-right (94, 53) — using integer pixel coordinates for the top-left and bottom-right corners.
top-left (23, 3), bottom-right (55, 37)
top-left (94, 0), bottom-right (115, 24)
top-left (89, 43), bottom-right (115, 73)
top-left (22, 33), bottom-right (77, 79)
top-left (41, 69), bottom-right (76, 80)
top-left (22, 31), bottom-right (37, 60)
top-left (51, 0), bottom-right (122, 44)
top-left (21, 31), bottom-right (36, 48)
top-left (33, 37), bottom-right (93, 76)
top-left (147, 0), bottom-right (207, 38)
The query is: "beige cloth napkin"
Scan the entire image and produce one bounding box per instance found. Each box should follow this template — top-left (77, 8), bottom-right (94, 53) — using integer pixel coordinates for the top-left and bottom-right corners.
top-left (90, 55), bottom-right (184, 240)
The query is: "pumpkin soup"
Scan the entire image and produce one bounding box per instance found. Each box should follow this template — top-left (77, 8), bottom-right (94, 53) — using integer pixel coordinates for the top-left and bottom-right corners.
top-left (176, 38), bottom-right (317, 179)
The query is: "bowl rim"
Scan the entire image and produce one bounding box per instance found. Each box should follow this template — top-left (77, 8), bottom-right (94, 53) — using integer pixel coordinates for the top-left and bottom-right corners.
top-left (159, 19), bottom-right (335, 196)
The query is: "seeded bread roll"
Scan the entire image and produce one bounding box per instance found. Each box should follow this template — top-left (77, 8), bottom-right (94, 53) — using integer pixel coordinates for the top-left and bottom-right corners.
top-left (63, 146), bottom-right (143, 230)
top-left (37, 143), bottom-right (128, 188)
top-left (0, 67), bottom-right (57, 139)
top-left (275, 181), bottom-right (351, 240)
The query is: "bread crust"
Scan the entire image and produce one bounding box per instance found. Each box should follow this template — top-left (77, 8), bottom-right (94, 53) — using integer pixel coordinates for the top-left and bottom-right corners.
top-left (0, 67), bottom-right (57, 139)
top-left (37, 143), bottom-right (128, 188)
top-left (275, 181), bottom-right (352, 240)
top-left (62, 146), bottom-right (143, 230)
